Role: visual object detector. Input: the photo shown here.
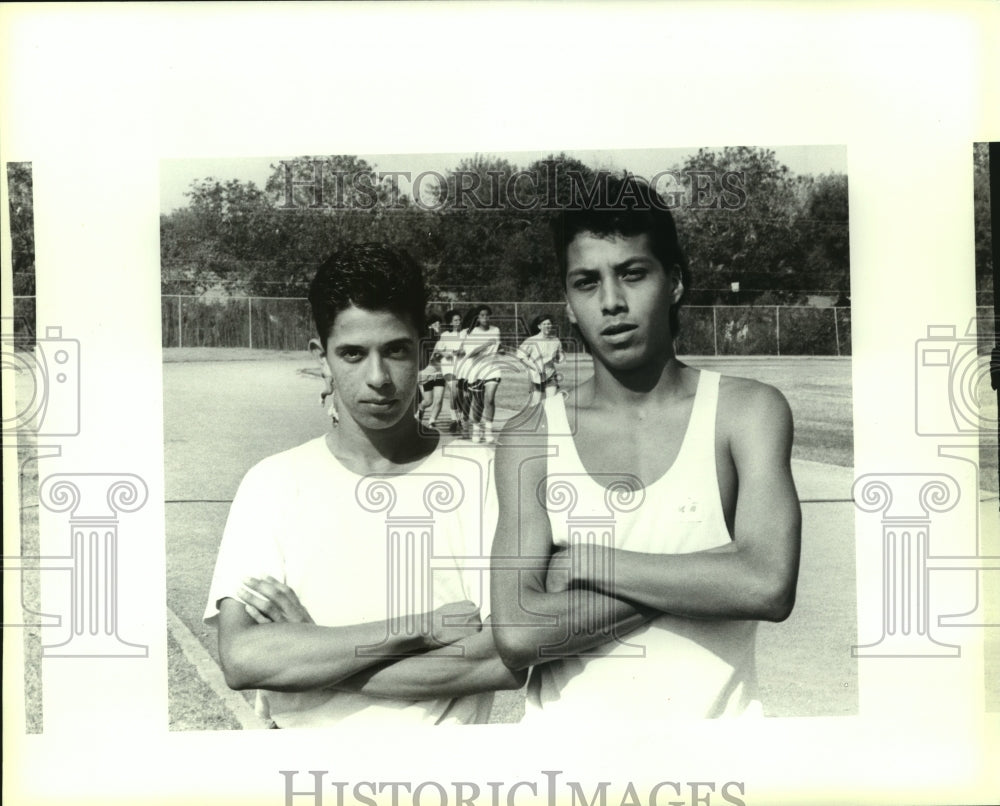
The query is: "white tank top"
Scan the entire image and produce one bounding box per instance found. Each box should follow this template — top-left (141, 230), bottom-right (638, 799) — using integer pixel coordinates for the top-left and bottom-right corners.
top-left (525, 370), bottom-right (762, 722)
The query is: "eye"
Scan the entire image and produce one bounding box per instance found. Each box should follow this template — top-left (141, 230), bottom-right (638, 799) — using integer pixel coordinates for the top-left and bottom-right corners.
top-left (386, 343), bottom-right (412, 359)
top-left (620, 267), bottom-right (647, 282)
top-left (571, 275), bottom-right (598, 291)
top-left (339, 348), bottom-right (364, 363)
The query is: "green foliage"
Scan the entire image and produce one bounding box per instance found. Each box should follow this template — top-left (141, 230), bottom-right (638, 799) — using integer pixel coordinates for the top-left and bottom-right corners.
top-left (7, 162), bottom-right (34, 296)
top-left (973, 143), bottom-right (993, 306)
top-left (160, 150), bottom-right (851, 309)
top-left (674, 147), bottom-right (849, 305)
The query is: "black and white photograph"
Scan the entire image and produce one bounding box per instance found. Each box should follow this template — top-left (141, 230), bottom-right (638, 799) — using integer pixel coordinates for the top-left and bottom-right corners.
top-left (157, 147), bottom-right (856, 730)
top-left (2, 3), bottom-right (998, 805)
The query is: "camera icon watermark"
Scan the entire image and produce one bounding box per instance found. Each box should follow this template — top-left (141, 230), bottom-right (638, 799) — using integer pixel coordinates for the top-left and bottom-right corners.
top-left (1, 321), bottom-right (80, 437)
top-left (915, 321), bottom-right (996, 440)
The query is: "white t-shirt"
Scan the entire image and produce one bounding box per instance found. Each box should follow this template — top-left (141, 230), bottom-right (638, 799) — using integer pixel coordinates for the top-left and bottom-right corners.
top-left (458, 326), bottom-right (502, 383)
top-left (433, 330), bottom-right (464, 376)
top-left (518, 334), bottom-right (563, 383)
top-left (204, 436), bottom-right (498, 728)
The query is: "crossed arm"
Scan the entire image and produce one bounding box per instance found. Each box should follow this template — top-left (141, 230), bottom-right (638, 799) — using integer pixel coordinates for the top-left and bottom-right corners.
top-left (489, 381), bottom-right (801, 672)
top-left (217, 583), bottom-right (525, 697)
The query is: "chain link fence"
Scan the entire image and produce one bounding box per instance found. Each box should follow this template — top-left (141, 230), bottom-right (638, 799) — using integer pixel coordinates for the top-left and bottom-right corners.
top-left (7, 295), bottom-right (996, 357)
top-left (157, 295), bottom-right (861, 356)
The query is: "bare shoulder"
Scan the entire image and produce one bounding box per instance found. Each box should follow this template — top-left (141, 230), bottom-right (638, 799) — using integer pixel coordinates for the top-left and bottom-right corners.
top-left (717, 374), bottom-right (794, 457)
top-left (718, 374), bottom-right (791, 422)
top-left (495, 397), bottom-right (550, 451)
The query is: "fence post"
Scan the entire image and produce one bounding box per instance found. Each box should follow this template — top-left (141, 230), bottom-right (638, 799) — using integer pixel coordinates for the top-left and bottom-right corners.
top-left (712, 307), bottom-right (718, 356)
top-left (776, 306), bottom-right (781, 357)
top-left (248, 297), bottom-right (253, 349)
top-left (514, 301), bottom-right (519, 339)
top-left (177, 296), bottom-right (183, 349)
top-left (833, 307), bottom-right (841, 356)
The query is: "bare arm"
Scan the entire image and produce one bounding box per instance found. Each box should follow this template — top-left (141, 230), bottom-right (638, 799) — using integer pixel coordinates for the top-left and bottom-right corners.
top-left (217, 581), bottom-right (481, 692)
top-left (490, 413), bottom-right (656, 672)
top-left (331, 619), bottom-right (526, 699)
top-left (560, 382), bottom-right (801, 621)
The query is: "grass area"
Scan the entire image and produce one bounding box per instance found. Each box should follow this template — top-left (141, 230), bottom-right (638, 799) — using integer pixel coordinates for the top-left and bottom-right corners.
top-left (163, 347), bottom-right (310, 363)
top-left (166, 628), bottom-right (242, 732)
top-left (17, 441), bottom-right (43, 734)
top-left (160, 354), bottom-right (860, 729)
top-left (14, 348), bottom-right (995, 731)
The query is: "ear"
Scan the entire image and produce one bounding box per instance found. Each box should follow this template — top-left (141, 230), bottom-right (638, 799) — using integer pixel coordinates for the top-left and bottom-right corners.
top-left (309, 338), bottom-right (328, 368)
top-left (669, 266), bottom-right (684, 304)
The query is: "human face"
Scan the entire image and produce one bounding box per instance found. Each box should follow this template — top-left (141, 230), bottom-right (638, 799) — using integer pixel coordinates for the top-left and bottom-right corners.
top-left (538, 318), bottom-right (553, 337)
top-left (450, 314), bottom-right (462, 331)
top-left (564, 232), bottom-right (681, 371)
top-left (477, 309), bottom-right (490, 328)
top-left (318, 306), bottom-right (419, 430)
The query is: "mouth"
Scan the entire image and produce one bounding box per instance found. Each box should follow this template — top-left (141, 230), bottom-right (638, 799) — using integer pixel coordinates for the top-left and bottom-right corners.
top-left (600, 322), bottom-right (638, 338)
top-left (361, 398), bottom-right (398, 409)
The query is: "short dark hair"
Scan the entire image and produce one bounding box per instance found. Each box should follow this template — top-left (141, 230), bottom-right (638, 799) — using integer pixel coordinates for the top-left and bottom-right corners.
top-left (444, 308), bottom-right (463, 326)
top-left (530, 313), bottom-right (553, 335)
top-left (425, 312), bottom-right (442, 330)
top-left (462, 306), bottom-right (490, 331)
top-left (550, 173), bottom-right (691, 336)
top-left (308, 243), bottom-right (427, 346)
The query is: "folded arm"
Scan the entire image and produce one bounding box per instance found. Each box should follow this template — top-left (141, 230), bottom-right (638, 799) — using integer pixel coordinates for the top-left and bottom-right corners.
top-left (217, 580), bottom-right (481, 693)
top-left (331, 619), bottom-right (526, 699)
top-left (558, 382), bottom-right (801, 621)
top-left (489, 415), bottom-right (657, 672)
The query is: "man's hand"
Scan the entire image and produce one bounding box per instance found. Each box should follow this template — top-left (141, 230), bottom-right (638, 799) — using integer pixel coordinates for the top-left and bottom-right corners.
top-left (240, 576), bottom-right (315, 625)
top-left (430, 600), bottom-right (482, 646)
top-left (545, 548), bottom-right (572, 593)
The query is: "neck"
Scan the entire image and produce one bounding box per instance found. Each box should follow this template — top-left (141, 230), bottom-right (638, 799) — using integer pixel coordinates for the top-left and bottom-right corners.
top-left (327, 409), bottom-right (434, 474)
top-left (589, 349), bottom-right (687, 404)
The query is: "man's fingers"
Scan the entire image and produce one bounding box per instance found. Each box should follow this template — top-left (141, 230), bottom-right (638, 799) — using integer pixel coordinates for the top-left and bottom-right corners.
top-left (244, 576), bottom-right (294, 610)
top-left (242, 576), bottom-right (314, 624)
top-left (244, 603), bottom-right (272, 624)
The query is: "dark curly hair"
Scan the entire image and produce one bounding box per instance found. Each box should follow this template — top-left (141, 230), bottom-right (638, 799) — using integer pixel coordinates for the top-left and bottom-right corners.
top-left (308, 243), bottom-right (427, 347)
top-left (550, 173), bottom-right (691, 337)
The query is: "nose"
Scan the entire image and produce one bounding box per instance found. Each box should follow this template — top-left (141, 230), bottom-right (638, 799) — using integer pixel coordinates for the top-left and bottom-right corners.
top-left (598, 276), bottom-right (627, 315)
top-left (364, 354), bottom-right (391, 389)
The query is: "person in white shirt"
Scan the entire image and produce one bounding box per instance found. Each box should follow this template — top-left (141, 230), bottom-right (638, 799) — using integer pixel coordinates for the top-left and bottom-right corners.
top-left (433, 309), bottom-right (466, 434)
top-left (518, 313), bottom-right (565, 400)
top-left (457, 305), bottom-right (503, 443)
top-left (204, 243), bottom-right (523, 728)
top-left (416, 314), bottom-right (446, 429)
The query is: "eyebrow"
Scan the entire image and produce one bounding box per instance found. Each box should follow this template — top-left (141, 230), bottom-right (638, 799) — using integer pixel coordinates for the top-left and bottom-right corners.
top-left (567, 257), bottom-right (654, 276)
top-left (333, 337), bottom-right (414, 352)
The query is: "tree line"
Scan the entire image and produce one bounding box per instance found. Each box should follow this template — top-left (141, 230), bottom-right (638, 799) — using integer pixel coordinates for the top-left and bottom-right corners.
top-left (5, 149), bottom-right (992, 305)
top-left (160, 148), bottom-right (851, 306)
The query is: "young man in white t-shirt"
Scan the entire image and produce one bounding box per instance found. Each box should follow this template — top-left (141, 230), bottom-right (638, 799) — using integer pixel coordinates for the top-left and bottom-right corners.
top-left (490, 175), bottom-right (802, 721)
top-left (433, 309), bottom-right (466, 433)
top-left (457, 305), bottom-right (503, 443)
top-left (204, 244), bottom-right (524, 728)
top-left (518, 314), bottom-right (565, 399)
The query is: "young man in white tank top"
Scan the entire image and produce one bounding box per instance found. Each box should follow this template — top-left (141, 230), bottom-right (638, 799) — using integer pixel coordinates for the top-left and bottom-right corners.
top-left (491, 176), bottom-right (802, 721)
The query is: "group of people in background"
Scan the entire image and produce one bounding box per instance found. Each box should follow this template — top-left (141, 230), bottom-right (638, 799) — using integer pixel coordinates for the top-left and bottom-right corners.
top-left (415, 305), bottom-right (565, 443)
